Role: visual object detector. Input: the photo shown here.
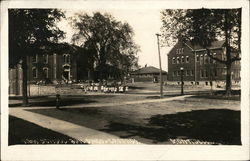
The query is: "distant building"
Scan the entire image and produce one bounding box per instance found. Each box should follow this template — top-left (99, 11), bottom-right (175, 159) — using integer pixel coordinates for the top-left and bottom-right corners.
top-left (167, 40), bottom-right (241, 86)
top-left (130, 66), bottom-right (167, 83)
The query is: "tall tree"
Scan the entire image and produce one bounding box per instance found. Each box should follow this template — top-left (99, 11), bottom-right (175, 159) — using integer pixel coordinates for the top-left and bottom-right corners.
top-left (70, 12), bottom-right (139, 81)
top-left (161, 8), bottom-right (241, 95)
top-left (9, 9), bottom-right (65, 106)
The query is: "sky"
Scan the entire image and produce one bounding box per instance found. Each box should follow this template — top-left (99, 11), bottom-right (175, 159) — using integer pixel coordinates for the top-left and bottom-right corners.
top-left (57, 9), bottom-right (172, 71)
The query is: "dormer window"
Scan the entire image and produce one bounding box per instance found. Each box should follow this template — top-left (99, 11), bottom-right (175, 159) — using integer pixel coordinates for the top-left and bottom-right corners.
top-left (176, 48), bottom-right (184, 54)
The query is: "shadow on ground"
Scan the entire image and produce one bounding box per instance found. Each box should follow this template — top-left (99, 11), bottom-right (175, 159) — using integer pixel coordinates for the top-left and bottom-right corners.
top-left (9, 98), bottom-right (96, 107)
top-left (8, 95), bottom-right (112, 107)
top-left (9, 116), bottom-right (87, 145)
top-left (101, 109), bottom-right (241, 145)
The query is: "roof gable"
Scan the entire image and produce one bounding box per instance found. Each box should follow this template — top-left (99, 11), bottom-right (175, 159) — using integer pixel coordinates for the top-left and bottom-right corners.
top-left (132, 66), bottom-right (167, 74)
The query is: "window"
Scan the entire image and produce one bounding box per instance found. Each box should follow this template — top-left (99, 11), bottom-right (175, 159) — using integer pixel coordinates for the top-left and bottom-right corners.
top-left (205, 70), bottom-right (208, 77)
top-left (196, 55), bottom-right (200, 62)
top-left (200, 70), bottom-right (204, 78)
top-left (213, 53), bottom-right (217, 64)
top-left (43, 68), bottom-right (48, 78)
top-left (181, 56), bottom-right (185, 63)
top-left (200, 55), bottom-right (203, 65)
top-left (32, 54), bottom-right (37, 63)
top-left (186, 70), bottom-right (190, 76)
top-left (63, 54), bottom-right (70, 64)
top-left (204, 54), bottom-right (208, 64)
top-left (43, 54), bottom-right (48, 64)
top-left (186, 56), bottom-right (189, 63)
top-left (209, 57), bottom-right (213, 64)
top-left (190, 70), bottom-right (194, 76)
top-left (172, 57), bottom-right (175, 64)
top-left (214, 69), bottom-right (217, 77)
top-left (177, 57), bottom-right (180, 64)
top-left (67, 55), bottom-right (70, 63)
top-left (177, 70), bottom-right (180, 76)
top-left (176, 48), bottom-right (183, 54)
top-left (173, 71), bottom-right (176, 77)
top-left (32, 67), bottom-right (37, 78)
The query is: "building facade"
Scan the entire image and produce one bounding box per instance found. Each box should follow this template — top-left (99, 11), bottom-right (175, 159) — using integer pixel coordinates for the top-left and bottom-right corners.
top-left (9, 44), bottom-right (79, 95)
top-left (27, 53), bottom-right (77, 84)
top-left (131, 66), bottom-right (167, 83)
top-left (167, 40), bottom-right (241, 86)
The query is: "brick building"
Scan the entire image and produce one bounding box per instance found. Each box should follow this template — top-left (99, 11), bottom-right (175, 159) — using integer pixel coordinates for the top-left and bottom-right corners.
top-left (130, 66), bottom-right (167, 83)
top-left (167, 40), bottom-right (241, 86)
top-left (9, 43), bottom-right (79, 95)
top-left (27, 52), bottom-right (77, 84)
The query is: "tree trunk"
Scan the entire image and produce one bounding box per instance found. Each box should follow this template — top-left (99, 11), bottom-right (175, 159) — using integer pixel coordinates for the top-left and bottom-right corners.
top-left (225, 63), bottom-right (232, 96)
top-left (22, 56), bottom-right (29, 106)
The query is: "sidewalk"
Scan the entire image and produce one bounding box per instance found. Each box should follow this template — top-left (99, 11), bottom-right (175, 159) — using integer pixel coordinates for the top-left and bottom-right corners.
top-left (9, 95), bottom-right (193, 144)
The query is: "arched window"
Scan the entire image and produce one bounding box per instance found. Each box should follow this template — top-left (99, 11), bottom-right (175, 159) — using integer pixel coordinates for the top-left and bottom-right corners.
top-left (43, 68), bottom-right (49, 78)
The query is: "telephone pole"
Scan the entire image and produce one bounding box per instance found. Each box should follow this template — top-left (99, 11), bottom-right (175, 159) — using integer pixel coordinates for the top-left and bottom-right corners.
top-left (156, 33), bottom-right (163, 98)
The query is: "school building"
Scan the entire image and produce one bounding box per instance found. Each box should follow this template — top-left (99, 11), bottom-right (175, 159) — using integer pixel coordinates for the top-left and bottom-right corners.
top-left (167, 40), bottom-right (241, 86)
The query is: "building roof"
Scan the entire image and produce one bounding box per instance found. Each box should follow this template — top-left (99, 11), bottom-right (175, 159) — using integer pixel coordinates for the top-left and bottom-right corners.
top-left (131, 66), bottom-right (167, 75)
top-left (185, 40), bottom-right (225, 51)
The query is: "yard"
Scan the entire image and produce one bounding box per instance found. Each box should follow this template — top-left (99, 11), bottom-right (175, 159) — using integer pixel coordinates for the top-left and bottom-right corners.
top-left (20, 96), bottom-right (241, 145)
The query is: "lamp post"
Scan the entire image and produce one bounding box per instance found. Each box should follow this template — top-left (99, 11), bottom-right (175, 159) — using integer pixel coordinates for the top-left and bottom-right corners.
top-left (156, 33), bottom-right (163, 98)
top-left (180, 67), bottom-right (184, 95)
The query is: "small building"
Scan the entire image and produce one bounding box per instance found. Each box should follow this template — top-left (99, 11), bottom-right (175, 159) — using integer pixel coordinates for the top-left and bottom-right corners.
top-left (130, 66), bottom-right (167, 83)
top-left (167, 39), bottom-right (241, 86)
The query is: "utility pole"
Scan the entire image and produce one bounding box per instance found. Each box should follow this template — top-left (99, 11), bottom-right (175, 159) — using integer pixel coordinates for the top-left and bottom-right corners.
top-left (180, 67), bottom-right (184, 95)
top-left (156, 33), bottom-right (163, 98)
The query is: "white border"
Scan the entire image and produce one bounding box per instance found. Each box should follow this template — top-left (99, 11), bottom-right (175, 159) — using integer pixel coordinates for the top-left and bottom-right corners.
top-left (1, 0), bottom-right (249, 160)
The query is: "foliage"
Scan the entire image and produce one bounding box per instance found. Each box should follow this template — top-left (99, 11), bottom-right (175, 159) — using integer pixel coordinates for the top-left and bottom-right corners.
top-left (9, 9), bottom-right (65, 105)
top-left (9, 9), bottom-right (65, 67)
top-left (70, 12), bottom-right (140, 80)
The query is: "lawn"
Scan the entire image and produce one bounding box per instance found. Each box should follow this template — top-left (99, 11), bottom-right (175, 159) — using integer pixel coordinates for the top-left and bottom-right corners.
top-left (9, 116), bottom-right (87, 145)
top-left (27, 97), bottom-right (241, 145)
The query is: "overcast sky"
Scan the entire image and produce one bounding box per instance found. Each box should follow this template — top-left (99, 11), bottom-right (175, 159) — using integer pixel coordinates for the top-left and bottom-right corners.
top-left (57, 9), bottom-right (171, 71)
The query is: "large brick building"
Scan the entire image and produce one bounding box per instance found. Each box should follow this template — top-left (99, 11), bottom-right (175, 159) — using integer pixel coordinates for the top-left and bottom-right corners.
top-left (9, 43), bottom-right (79, 95)
top-left (167, 40), bottom-right (241, 86)
top-left (27, 52), bottom-right (77, 84)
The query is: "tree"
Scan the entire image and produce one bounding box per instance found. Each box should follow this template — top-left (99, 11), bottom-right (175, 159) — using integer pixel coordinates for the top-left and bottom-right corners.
top-left (70, 12), bottom-right (139, 81)
top-left (161, 8), bottom-right (241, 95)
top-left (9, 9), bottom-right (65, 106)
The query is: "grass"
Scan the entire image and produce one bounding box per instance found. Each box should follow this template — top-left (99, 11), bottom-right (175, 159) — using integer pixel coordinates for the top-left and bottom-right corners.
top-left (9, 115), bottom-right (87, 145)
top-left (27, 97), bottom-right (240, 145)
